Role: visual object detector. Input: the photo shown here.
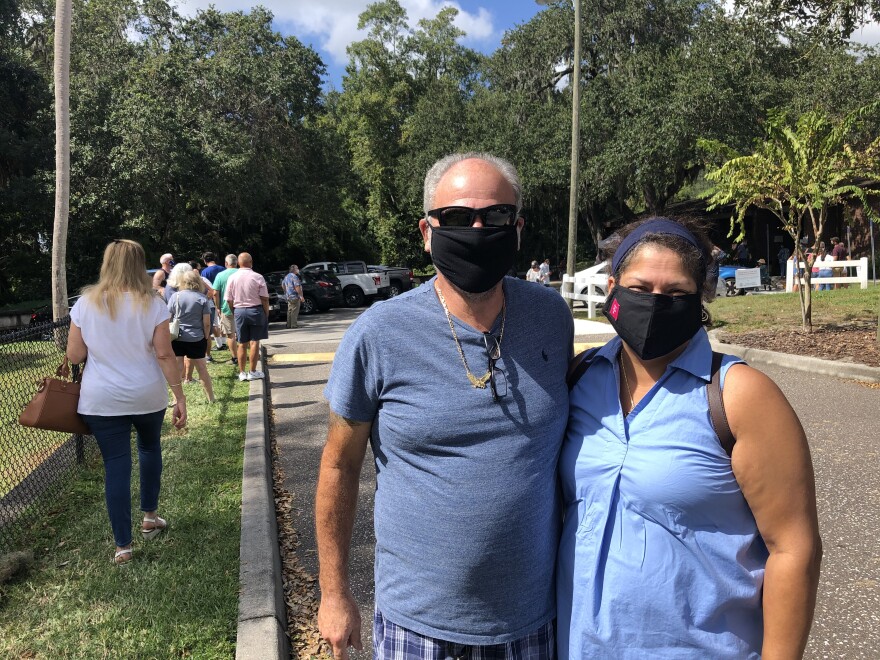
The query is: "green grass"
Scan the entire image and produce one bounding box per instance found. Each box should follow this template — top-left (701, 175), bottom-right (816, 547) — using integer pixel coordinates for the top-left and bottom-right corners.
top-left (707, 285), bottom-right (879, 333)
top-left (0, 338), bottom-right (72, 496)
top-left (574, 286), bottom-right (879, 334)
top-left (0, 359), bottom-right (249, 658)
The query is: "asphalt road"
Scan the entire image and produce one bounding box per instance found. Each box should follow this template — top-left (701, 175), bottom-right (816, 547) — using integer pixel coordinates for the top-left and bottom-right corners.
top-left (266, 304), bottom-right (879, 659)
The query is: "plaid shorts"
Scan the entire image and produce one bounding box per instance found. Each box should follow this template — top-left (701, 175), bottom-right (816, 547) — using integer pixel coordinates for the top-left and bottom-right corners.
top-left (373, 608), bottom-right (556, 660)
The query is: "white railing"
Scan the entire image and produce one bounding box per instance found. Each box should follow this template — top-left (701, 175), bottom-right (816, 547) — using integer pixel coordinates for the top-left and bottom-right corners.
top-left (785, 257), bottom-right (868, 292)
top-left (561, 261), bottom-right (608, 318)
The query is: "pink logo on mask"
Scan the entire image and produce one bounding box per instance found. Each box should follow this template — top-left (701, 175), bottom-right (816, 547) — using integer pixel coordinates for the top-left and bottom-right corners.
top-left (609, 299), bottom-right (620, 320)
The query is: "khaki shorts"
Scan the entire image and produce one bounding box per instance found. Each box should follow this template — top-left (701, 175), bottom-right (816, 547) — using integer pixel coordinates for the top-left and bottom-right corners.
top-left (220, 313), bottom-right (235, 336)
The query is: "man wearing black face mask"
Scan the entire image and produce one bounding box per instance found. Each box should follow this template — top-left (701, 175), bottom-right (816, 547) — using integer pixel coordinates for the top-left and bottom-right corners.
top-left (316, 153), bottom-right (574, 660)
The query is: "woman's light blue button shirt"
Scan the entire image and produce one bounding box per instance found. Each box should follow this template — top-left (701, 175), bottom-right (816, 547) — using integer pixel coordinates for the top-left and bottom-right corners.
top-left (558, 329), bottom-right (767, 659)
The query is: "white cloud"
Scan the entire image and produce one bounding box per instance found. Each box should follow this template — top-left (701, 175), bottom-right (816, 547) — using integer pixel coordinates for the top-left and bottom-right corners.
top-left (172, 0), bottom-right (497, 65)
top-left (850, 20), bottom-right (880, 46)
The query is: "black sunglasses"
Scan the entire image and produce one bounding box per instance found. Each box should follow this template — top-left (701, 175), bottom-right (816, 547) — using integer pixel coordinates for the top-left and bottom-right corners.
top-left (482, 332), bottom-right (507, 403)
top-left (427, 204), bottom-right (518, 228)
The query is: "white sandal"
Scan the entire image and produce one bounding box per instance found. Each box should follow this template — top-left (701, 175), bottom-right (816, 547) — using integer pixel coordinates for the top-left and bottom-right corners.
top-left (141, 516), bottom-right (167, 540)
top-left (113, 547), bottom-right (133, 565)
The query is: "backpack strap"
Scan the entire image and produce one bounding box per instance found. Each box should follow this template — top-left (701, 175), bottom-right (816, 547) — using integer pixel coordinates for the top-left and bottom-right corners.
top-left (567, 347), bottom-right (601, 390)
top-left (708, 351), bottom-right (736, 457)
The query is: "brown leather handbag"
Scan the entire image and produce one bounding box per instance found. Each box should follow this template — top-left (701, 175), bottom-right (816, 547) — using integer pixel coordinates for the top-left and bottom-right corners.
top-left (18, 357), bottom-right (91, 435)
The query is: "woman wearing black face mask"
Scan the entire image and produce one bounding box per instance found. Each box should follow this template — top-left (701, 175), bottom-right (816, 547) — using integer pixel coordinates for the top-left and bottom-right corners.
top-left (557, 217), bottom-right (822, 659)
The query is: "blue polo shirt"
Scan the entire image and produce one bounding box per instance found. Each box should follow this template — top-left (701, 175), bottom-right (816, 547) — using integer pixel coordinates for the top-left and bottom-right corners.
top-left (325, 277), bottom-right (573, 644)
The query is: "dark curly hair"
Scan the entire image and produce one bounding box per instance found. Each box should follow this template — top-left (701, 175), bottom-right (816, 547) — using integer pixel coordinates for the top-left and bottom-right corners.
top-left (601, 216), bottom-right (717, 302)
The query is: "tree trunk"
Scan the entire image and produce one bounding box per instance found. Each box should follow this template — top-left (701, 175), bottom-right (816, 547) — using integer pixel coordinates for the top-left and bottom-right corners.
top-left (52, 0), bottom-right (72, 325)
top-left (794, 245), bottom-right (813, 333)
top-left (802, 273), bottom-right (813, 333)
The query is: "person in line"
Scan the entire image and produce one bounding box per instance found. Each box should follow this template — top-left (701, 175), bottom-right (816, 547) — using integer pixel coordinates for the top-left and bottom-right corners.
top-left (708, 244), bottom-right (724, 293)
top-left (199, 254), bottom-right (227, 348)
top-left (539, 258), bottom-right (551, 286)
top-left (317, 153), bottom-right (572, 660)
top-left (777, 244), bottom-right (791, 278)
top-left (164, 262), bottom-right (193, 302)
top-left (187, 260), bottom-right (218, 363)
top-left (282, 264), bottom-right (305, 329)
top-left (169, 270), bottom-right (214, 402)
top-left (152, 253), bottom-right (174, 297)
top-left (814, 245), bottom-right (834, 291)
top-left (558, 217), bottom-right (822, 659)
top-left (526, 260), bottom-right (543, 283)
top-left (212, 254), bottom-right (239, 367)
top-left (66, 239), bottom-right (186, 565)
top-left (197, 257), bottom-right (226, 352)
top-left (224, 252), bottom-right (269, 381)
top-left (201, 251), bottom-right (225, 284)
top-left (163, 263), bottom-right (197, 379)
top-left (735, 239), bottom-right (751, 267)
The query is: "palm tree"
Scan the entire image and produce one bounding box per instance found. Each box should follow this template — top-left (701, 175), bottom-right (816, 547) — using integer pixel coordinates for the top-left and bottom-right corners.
top-left (52, 0), bottom-right (72, 324)
top-left (705, 105), bottom-right (880, 332)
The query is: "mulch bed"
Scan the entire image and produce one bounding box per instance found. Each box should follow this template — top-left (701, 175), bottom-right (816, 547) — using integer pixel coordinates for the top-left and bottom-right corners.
top-left (720, 324), bottom-right (880, 368)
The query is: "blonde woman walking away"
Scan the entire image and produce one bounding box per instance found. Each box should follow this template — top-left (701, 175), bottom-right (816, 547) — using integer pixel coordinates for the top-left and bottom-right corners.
top-left (66, 239), bottom-right (186, 565)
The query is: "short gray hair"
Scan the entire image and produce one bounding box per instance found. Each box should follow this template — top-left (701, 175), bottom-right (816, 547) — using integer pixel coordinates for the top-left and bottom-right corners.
top-left (225, 253), bottom-right (238, 267)
top-left (423, 152), bottom-right (522, 215)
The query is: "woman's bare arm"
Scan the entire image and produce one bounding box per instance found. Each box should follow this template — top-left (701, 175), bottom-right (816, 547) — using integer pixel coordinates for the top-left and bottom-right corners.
top-left (725, 363), bottom-right (822, 660)
top-left (152, 321), bottom-right (187, 428)
top-left (66, 323), bottom-right (88, 364)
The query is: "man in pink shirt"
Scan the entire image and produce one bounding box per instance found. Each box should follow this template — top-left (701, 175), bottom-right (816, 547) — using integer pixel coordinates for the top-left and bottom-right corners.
top-left (225, 252), bottom-right (270, 381)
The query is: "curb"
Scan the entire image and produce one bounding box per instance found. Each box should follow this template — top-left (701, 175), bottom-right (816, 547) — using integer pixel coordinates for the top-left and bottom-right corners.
top-left (708, 329), bottom-right (880, 383)
top-left (235, 350), bottom-right (289, 660)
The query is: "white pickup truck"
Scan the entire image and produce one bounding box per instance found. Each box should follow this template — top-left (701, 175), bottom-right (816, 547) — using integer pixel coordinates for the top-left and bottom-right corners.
top-left (302, 260), bottom-right (391, 307)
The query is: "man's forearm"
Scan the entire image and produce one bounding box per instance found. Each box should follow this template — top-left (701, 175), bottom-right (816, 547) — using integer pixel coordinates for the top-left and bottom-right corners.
top-left (315, 454), bottom-right (363, 595)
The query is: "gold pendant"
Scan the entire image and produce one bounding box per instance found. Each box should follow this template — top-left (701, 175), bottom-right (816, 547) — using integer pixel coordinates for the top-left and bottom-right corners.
top-left (467, 371), bottom-right (491, 389)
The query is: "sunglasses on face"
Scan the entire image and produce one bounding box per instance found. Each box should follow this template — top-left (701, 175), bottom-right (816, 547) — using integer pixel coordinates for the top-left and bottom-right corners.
top-left (427, 204), bottom-right (518, 228)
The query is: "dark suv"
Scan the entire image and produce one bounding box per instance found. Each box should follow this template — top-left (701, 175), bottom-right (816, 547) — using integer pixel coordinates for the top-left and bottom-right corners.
top-left (264, 270), bottom-right (344, 315)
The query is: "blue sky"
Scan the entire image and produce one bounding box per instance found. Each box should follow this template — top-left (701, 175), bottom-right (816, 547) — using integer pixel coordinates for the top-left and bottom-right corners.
top-left (174, 0), bottom-right (880, 89)
top-left (174, 0), bottom-right (548, 88)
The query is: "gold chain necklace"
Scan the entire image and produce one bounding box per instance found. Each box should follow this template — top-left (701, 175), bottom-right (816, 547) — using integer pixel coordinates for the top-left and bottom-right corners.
top-left (619, 352), bottom-right (635, 412)
top-left (435, 283), bottom-right (506, 389)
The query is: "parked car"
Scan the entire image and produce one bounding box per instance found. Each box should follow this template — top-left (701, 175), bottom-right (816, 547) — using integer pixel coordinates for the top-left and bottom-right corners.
top-left (367, 265), bottom-right (414, 297)
top-left (572, 262), bottom-right (608, 311)
top-left (264, 269), bottom-right (345, 316)
top-left (29, 295), bottom-right (82, 325)
top-left (303, 261), bottom-right (390, 307)
top-left (300, 270), bottom-right (345, 314)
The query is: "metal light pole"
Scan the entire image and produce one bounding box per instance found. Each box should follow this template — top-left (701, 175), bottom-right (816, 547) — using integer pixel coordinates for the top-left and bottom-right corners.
top-left (537, 0), bottom-right (582, 310)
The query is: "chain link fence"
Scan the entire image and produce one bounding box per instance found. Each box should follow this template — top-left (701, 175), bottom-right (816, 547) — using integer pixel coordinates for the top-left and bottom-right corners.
top-left (0, 317), bottom-right (96, 554)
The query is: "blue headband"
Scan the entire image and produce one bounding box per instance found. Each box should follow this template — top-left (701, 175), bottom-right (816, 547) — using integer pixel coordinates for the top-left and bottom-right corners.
top-left (611, 218), bottom-right (704, 274)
